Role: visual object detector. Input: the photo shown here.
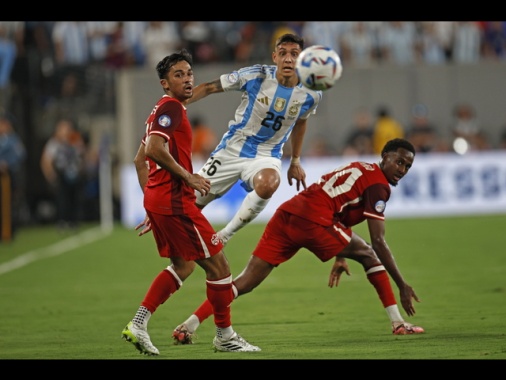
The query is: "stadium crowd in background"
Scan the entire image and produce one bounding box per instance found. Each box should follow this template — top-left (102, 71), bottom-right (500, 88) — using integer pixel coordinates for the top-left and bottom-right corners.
top-left (4, 21), bottom-right (506, 111)
top-left (6, 21), bottom-right (506, 138)
top-left (1, 21), bottom-right (505, 231)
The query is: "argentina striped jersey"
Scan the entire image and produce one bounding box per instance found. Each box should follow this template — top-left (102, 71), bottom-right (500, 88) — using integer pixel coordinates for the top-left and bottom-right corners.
top-left (212, 64), bottom-right (322, 159)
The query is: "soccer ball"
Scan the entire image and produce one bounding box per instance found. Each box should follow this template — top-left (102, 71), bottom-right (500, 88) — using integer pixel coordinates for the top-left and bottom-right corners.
top-left (296, 45), bottom-right (343, 91)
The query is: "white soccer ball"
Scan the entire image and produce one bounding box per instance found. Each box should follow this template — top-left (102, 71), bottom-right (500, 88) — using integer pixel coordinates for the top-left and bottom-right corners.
top-left (296, 45), bottom-right (343, 91)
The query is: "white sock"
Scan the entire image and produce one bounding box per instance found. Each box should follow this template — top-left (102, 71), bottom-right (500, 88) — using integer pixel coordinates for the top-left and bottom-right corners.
top-left (183, 314), bottom-right (200, 333)
top-left (385, 304), bottom-right (403, 323)
top-left (216, 325), bottom-right (234, 340)
top-left (133, 306), bottom-right (151, 328)
top-left (221, 191), bottom-right (270, 238)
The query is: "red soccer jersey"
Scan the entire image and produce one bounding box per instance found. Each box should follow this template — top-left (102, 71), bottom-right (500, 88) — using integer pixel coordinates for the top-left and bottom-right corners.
top-left (279, 161), bottom-right (391, 227)
top-left (141, 95), bottom-right (196, 216)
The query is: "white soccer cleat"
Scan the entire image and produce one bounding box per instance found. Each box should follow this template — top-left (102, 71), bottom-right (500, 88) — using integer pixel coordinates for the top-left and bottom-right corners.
top-left (213, 332), bottom-right (261, 352)
top-left (122, 321), bottom-right (160, 355)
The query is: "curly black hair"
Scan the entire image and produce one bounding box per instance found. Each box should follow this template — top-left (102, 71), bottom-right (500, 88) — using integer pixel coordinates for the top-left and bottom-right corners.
top-left (156, 49), bottom-right (193, 79)
top-left (381, 138), bottom-right (416, 156)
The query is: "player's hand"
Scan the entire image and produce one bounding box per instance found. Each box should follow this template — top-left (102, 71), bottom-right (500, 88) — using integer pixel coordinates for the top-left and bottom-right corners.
top-left (187, 173), bottom-right (211, 197)
top-left (135, 215), bottom-right (152, 236)
top-left (287, 163), bottom-right (307, 191)
top-left (399, 283), bottom-right (421, 317)
top-left (328, 257), bottom-right (351, 288)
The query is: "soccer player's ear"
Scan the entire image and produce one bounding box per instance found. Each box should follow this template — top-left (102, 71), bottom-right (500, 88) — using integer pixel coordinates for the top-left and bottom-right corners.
top-left (160, 79), bottom-right (169, 91)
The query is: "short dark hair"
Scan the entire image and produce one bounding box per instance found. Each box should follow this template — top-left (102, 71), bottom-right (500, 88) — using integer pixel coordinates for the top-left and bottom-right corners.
top-left (382, 138), bottom-right (416, 156)
top-left (274, 33), bottom-right (304, 50)
top-left (156, 49), bottom-right (193, 79)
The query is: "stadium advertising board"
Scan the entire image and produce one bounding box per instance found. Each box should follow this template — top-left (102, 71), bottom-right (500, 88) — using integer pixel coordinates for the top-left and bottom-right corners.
top-left (120, 151), bottom-right (506, 227)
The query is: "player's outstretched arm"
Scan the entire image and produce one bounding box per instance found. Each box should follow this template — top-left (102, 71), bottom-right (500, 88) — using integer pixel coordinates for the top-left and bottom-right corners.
top-left (287, 119), bottom-right (308, 191)
top-left (186, 79), bottom-right (224, 105)
top-left (367, 218), bottom-right (421, 316)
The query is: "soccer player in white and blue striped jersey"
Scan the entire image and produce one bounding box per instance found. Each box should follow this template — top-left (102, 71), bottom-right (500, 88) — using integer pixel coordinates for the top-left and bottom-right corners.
top-left (186, 33), bottom-right (323, 246)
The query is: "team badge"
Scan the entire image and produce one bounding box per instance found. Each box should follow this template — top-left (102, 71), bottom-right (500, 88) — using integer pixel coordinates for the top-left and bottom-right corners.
top-left (288, 101), bottom-right (301, 117)
top-left (158, 114), bottom-right (171, 127)
top-left (226, 71), bottom-right (239, 84)
top-left (374, 200), bottom-right (386, 213)
top-left (274, 97), bottom-right (286, 112)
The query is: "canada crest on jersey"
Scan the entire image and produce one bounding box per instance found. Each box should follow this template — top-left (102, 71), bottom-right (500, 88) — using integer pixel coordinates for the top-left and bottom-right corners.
top-left (274, 97), bottom-right (286, 112)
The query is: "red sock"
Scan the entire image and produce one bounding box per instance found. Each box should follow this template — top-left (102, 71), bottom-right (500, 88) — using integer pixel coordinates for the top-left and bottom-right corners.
top-left (206, 277), bottom-right (233, 328)
top-left (367, 269), bottom-right (397, 307)
top-left (194, 299), bottom-right (214, 323)
top-left (141, 269), bottom-right (180, 313)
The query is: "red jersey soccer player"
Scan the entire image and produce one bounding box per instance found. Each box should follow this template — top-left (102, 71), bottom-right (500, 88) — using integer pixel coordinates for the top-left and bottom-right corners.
top-left (172, 138), bottom-right (424, 345)
top-left (121, 49), bottom-right (260, 355)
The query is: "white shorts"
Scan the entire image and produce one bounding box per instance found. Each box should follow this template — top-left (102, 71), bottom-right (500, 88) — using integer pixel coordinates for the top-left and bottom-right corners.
top-left (196, 149), bottom-right (282, 207)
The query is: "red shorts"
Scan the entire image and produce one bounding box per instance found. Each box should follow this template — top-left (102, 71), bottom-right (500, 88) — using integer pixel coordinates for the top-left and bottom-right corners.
top-left (252, 209), bottom-right (352, 265)
top-left (147, 210), bottom-right (223, 261)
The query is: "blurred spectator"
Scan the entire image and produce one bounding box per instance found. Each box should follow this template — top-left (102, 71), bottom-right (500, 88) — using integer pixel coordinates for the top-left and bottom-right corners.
top-left (85, 21), bottom-right (116, 65)
top-left (20, 22), bottom-right (55, 101)
top-left (453, 21), bottom-right (482, 64)
top-left (122, 21), bottom-right (147, 66)
top-left (233, 22), bottom-right (258, 64)
top-left (104, 22), bottom-right (137, 69)
top-left (207, 21), bottom-right (243, 62)
top-left (0, 112), bottom-right (26, 241)
top-left (340, 22), bottom-right (375, 67)
top-left (378, 21), bottom-right (418, 65)
top-left (481, 21), bottom-right (506, 60)
top-left (450, 103), bottom-right (490, 153)
top-left (302, 21), bottom-right (347, 56)
top-left (405, 104), bottom-right (445, 153)
top-left (51, 21), bottom-right (89, 101)
top-left (0, 21), bottom-right (24, 108)
top-left (52, 21), bottom-right (89, 68)
top-left (365, 22), bottom-right (385, 62)
top-left (143, 21), bottom-right (182, 69)
top-left (180, 21), bottom-right (216, 64)
top-left (81, 131), bottom-right (100, 221)
top-left (191, 116), bottom-right (217, 163)
top-left (42, 71), bottom-right (91, 136)
top-left (40, 118), bottom-right (86, 231)
top-left (372, 105), bottom-right (405, 154)
top-left (418, 22), bottom-right (447, 65)
top-left (431, 21), bottom-right (455, 61)
top-left (341, 106), bottom-right (374, 156)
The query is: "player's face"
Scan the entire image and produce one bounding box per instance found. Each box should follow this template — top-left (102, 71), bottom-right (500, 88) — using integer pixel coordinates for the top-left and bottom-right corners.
top-left (165, 61), bottom-right (194, 101)
top-left (380, 148), bottom-right (414, 187)
top-left (273, 42), bottom-right (302, 81)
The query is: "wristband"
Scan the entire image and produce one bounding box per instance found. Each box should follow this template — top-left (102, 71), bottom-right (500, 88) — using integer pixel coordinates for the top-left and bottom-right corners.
top-left (290, 157), bottom-right (301, 165)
